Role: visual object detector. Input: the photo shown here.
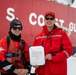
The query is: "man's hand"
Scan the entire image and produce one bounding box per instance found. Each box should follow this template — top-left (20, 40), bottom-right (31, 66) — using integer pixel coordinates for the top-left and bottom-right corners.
top-left (33, 65), bottom-right (39, 68)
top-left (18, 69), bottom-right (28, 75)
top-left (13, 69), bottom-right (22, 75)
top-left (45, 54), bottom-right (52, 60)
top-left (14, 69), bottom-right (28, 75)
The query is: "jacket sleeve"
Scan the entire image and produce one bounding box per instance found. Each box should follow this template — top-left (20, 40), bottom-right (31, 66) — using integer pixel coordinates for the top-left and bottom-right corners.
top-left (52, 31), bottom-right (73, 62)
top-left (33, 38), bottom-right (37, 46)
top-left (33, 36), bottom-right (39, 46)
top-left (0, 38), bottom-right (16, 74)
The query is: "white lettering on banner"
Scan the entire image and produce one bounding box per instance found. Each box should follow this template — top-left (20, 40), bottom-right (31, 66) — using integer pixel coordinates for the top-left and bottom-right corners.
top-left (74, 23), bottom-right (76, 32)
top-left (29, 13), bottom-right (65, 27)
top-left (29, 13), bottom-right (76, 33)
top-left (69, 22), bottom-right (73, 32)
top-left (38, 15), bottom-right (44, 26)
top-left (69, 22), bottom-right (76, 32)
top-left (59, 19), bottom-right (64, 26)
top-left (6, 10), bottom-right (76, 33)
top-left (29, 13), bottom-right (44, 26)
top-left (55, 18), bottom-right (64, 26)
top-left (6, 8), bottom-right (15, 21)
top-left (29, 13), bottom-right (37, 25)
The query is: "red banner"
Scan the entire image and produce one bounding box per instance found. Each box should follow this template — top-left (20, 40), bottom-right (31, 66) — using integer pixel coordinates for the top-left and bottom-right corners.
top-left (0, 0), bottom-right (76, 46)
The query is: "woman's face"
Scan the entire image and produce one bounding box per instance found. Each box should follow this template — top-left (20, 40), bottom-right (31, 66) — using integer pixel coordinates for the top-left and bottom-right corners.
top-left (11, 25), bottom-right (22, 36)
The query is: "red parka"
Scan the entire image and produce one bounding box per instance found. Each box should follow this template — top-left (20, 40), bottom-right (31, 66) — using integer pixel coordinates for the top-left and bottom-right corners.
top-left (0, 37), bottom-right (30, 74)
top-left (33, 25), bottom-right (72, 75)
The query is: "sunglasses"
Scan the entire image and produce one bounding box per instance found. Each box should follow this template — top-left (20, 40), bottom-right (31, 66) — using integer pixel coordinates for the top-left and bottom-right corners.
top-left (45, 18), bottom-right (55, 20)
top-left (13, 27), bottom-right (22, 30)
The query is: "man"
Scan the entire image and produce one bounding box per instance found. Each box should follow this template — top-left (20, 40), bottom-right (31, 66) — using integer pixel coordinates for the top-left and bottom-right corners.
top-left (0, 19), bottom-right (30, 75)
top-left (33, 11), bottom-right (72, 75)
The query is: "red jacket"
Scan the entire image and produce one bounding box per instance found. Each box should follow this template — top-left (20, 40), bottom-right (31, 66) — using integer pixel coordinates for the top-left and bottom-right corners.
top-left (33, 25), bottom-right (72, 75)
top-left (0, 37), bottom-right (29, 73)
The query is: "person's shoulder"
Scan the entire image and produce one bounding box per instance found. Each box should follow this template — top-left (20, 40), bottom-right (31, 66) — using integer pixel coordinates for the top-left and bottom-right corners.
top-left (21, 39), bottom-right (28, 45)
top-left (0, 37), bottom-right (7, 45)
top-left (56, 27), bottom-right (64, 32)
top-left (35, 31), bottom-right (43, 37)
top-left (55, 26), bottom-right (65, 33)
top-left (55, 25), bottom-right (71, 36)
top-left (54, 27), bottom-right (62, 32)
top-left (0, 37), bottom-right (7, 42)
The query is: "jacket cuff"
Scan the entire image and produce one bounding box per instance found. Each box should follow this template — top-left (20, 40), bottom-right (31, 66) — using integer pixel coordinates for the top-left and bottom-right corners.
top-left (0, 60), bottom-right (16, 74)
top-left (24, 61), bottom-right (31, 73)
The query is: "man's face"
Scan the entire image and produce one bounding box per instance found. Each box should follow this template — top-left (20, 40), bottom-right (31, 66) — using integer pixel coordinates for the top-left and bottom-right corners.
top-left (44, 15), bottom-right (55, 28)
top-left (11, 25), bottom-right (22, 36)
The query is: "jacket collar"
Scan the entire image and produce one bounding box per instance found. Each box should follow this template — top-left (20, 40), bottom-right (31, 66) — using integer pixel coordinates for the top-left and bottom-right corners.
top-left (43, 24), bottom-right (57, 35)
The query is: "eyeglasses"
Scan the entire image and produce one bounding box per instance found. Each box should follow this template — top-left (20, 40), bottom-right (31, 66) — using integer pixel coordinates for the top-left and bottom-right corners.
top-left (13, 27), bottom-right (22, 30)
top-left (45, 18), bottom-right (55, 20)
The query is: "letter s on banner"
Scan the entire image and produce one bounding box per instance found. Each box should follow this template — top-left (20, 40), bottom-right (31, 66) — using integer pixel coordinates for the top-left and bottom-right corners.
top-left (6, 8), bottom-right (15, 21)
